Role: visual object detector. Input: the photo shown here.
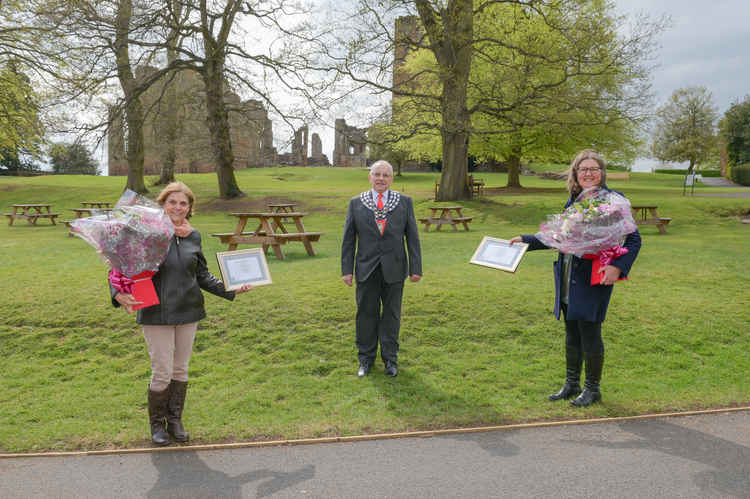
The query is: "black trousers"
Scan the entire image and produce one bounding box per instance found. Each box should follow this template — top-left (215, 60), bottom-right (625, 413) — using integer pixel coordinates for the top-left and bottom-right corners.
top-left (562, 304), bottom-right (604, 355)
top-left (355, 265), bottom-right (404, 365)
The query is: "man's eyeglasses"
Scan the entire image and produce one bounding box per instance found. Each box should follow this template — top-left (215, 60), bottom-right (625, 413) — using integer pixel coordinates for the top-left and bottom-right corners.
top-left (578, 167), bottom-right (601, 174)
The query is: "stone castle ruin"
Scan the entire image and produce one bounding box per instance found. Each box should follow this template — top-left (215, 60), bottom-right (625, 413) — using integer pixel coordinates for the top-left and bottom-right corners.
top-left (333, 119), bottom-right (368, 167)
top-left (108, 66), bottom-right (277, 176)
top-left (108, 47), bottom-right (429, 172)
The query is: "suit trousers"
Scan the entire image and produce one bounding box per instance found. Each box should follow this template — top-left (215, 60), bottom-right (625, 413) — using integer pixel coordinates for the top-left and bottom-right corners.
top-left (355, 264), bottom-right (404, 365)
top-left (141, 322), bottom-right (198, 391)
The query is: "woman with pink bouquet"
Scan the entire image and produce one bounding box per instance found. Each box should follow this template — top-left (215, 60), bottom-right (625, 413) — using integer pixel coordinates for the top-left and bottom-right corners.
top-left (112, 182), bottom-right (252, 445)
top-left (510, 150), bottom-right (641, 407)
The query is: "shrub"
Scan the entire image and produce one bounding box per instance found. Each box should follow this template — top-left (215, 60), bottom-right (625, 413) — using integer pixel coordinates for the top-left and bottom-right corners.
top-left (730, 164), bottom-right (750, 186)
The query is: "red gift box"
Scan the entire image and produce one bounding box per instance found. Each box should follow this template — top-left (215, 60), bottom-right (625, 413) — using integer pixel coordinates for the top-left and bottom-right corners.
top-left (584, 254), bottom-right (628, 286)
top-left (130, 271), bottom-right (159, 309)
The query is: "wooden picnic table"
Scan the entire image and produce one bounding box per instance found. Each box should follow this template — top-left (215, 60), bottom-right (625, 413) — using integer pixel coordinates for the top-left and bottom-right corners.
top-left (419, 205), bottom-right (473, 232)
top-left (70, 207), bottom-right (113, 218)
top-left (80, 202), bottom-right (112, 209)
top-left (211, 212), bottom-right (323, 260)
top-left (5, 204), bottom-right (59, 226)
top-left (267, 203), bottom-right (296, 214)
top-left (631, 205), bottom-right (671, 234)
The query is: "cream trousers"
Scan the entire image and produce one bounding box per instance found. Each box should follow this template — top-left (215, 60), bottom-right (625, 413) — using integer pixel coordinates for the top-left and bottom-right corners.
top-left (141, 322), bottom-right (198, 392)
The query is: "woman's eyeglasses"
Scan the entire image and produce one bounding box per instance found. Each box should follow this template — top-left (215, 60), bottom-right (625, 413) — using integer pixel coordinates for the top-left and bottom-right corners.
top-left (578, 167), bottom-right (601, 174)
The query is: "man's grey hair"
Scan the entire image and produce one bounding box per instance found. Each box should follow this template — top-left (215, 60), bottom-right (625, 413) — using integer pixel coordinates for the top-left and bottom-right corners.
top-left (369, 160), bottom-right (394, 176)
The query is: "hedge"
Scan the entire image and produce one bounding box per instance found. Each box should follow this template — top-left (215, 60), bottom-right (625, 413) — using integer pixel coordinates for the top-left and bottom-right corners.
top-left (730, 164), bottom-right (750, 186)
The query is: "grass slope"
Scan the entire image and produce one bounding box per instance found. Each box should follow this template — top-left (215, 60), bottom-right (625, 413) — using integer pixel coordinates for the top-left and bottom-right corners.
top-left (1, 168), bottom-right (748, 452)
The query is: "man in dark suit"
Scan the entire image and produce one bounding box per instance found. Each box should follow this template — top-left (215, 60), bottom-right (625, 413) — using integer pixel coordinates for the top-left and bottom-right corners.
top-left (341, 160), bottom-right (422, 378)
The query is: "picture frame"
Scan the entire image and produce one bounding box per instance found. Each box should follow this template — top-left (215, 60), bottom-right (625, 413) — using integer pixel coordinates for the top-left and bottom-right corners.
top-left (469, 236), bottom-right (528, 273)
top-left (216, 248), bottom-right (272, 290)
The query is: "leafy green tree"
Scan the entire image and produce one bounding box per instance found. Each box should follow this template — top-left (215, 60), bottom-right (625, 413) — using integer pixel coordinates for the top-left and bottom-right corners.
top-left (0, 59), bottom-right (44, 169)
top-left (652, 87), bottom-right (719, 173)
top-left (719, 96), bottom-right (750, 166)
top-left (339, 0), bottom-right (662, 199)
top-left (49, 142), bottom-right (100, 175)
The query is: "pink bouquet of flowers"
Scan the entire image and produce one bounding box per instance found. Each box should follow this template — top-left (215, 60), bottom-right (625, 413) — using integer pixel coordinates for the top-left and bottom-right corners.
top-left (71, 190), bottom-right (174, 307)
top-left (535, 187), bottom-right (637, 285)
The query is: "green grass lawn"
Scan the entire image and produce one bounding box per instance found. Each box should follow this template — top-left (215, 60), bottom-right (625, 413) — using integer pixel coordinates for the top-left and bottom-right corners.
top-left (1, 168), bottom-right (749, 452)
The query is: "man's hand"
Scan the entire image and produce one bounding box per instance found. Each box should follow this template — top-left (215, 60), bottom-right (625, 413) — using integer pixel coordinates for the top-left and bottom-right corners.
top-left (509, 236), bottom-right (523, 245)
top-left (235, 284), bottom-right (253, 294)
top-left (114, 292), bottom-right (142, 314)
top-left (598, 265), bottom-right (621, 286)
top-left (342, 274), bottom-right (353, 287)
top-left (409, 274), bottom-right (421, 283)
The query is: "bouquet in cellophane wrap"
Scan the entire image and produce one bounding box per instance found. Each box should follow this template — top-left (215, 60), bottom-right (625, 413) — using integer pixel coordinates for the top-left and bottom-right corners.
top-left (71, 190), bottom-right (174, 308)
top-left (535, 187), bottom-right (637, 285)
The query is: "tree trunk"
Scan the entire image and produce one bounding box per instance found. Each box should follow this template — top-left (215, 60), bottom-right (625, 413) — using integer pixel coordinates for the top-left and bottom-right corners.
top-left (115, 0), bottom-right (147, 194)
top-left (199, 0), bottom-right (244, 200)
top-left (506, 143), bottom-right (523, 187)
top-left (156, 3), bottom-right (181, 186)
top-left (202, 64), bottom-right (244, 199)
top-left (417, 0), bottom-right (473, 201)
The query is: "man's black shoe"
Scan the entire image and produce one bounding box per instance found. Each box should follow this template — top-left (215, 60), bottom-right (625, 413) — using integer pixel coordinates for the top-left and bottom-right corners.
top-left (357, 362), bottom-right (371, 377)
top-left (384, 361), bottom-right (398, 377)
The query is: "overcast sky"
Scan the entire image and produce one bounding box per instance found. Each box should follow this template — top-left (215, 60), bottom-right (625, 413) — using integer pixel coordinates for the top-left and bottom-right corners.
top-left (313, 0), bottom-right (750, 170)
top-left (616, 0), bottom-right (750, 170)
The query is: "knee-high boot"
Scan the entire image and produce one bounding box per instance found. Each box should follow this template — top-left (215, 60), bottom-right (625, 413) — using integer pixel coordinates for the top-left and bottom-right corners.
top-left (549, 347), bottom-right (582, 401)
top-left (571, 353), bottom-right (603, 407)
top-left (167, 380), bottom-right (189, 442)
top-left (148, 387), bottom-right (170, 446)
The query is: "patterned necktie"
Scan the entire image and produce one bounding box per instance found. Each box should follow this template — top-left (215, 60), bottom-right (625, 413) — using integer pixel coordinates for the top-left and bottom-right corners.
top-left (377, 193), bottom-right (386, 234)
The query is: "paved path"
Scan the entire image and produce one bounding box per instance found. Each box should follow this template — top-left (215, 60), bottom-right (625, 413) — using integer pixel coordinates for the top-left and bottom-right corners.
top-left (696, 176), bottom-right (750, 197)
top-left (2, 409), bottom-right (749, 498)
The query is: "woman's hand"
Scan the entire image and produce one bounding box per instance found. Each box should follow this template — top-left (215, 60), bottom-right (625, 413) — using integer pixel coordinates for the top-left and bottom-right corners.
top-left (509, 236), bottom-right (523, 245)
top-left (234, 284), bottom-right (253, 295)
top-left (598, 265), bottom-right (622, 286)
top-left (173, 219), bottom-right (193, 238)
top-left (114, 292), bottom-right (142, 314)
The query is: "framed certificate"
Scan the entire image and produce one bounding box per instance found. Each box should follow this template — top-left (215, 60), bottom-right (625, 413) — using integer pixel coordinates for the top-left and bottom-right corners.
top-left (216, 248), bottom-right (272, 290)
top-left (470, 236), bottom-right (528, 273)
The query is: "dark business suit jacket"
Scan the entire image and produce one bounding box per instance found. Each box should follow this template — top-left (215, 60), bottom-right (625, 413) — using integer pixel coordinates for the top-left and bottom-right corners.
top-left (522, 186), bottom-right (641, 323)
top-left (341, 192), bottom-right (422, 283)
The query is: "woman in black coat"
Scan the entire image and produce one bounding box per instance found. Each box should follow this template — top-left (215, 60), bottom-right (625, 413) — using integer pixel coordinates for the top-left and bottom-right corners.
top-left (511, 150), bottom-right (641, 407)
top-left (112, 182), bottom-right (252, 445)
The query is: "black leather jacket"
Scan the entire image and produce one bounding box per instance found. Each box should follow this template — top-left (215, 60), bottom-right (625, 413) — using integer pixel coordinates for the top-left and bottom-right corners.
top-left (111, 230), bottom-right (235, 325)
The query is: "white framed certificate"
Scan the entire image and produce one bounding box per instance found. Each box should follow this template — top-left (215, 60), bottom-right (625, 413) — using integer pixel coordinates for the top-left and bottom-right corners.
top-left (470, 236), bottom-right (528, 273)
top-left (216, 248), bottom-right (272, 290)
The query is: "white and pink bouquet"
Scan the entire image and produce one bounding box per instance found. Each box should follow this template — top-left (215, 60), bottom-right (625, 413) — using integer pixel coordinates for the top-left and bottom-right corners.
top-left (71, 190), bottom-right (174, 307)
top-left (535, 187), bottom-right (637, 285)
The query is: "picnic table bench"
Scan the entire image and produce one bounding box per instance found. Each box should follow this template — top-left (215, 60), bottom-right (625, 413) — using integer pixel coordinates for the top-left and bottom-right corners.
top-left (468, 175), bottom-right (485, 196)
top-left (80, 202), bottom-right (112, 209)
top-left (419, 205), bottom-right (472, 232)
top-left (5, 204), bottom-right (60, 226)
top-left (63, 207), bottom-right (114, 235)
top-left (212, 212), bottom-right (322, 260)
top-left (631, 205), bottom-right (671, 234)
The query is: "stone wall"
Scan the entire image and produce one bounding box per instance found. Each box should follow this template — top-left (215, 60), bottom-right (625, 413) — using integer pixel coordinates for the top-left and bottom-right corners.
top-left (108, 67), bottom-right (276, 176)
top-left (333, 118), bottom-right (368, 167)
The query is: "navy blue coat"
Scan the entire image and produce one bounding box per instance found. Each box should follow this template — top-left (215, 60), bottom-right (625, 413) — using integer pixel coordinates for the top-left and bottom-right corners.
top-left (522, 186), bottom-right (641, 322)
